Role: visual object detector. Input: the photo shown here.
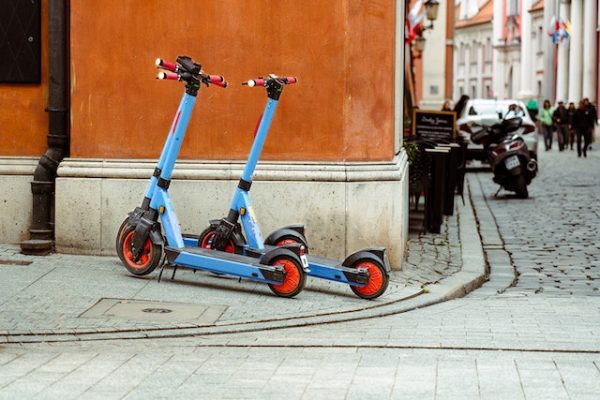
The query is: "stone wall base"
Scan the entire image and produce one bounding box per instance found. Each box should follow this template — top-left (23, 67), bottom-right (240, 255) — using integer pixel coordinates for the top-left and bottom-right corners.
top-left (0, 158), bottom-right (37, 244)
top-left (51, 154), bottom-right (409, 268)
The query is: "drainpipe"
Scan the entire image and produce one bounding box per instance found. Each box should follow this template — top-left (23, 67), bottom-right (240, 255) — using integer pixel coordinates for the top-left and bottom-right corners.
top-left (21, 0), bottom-right (69, 255)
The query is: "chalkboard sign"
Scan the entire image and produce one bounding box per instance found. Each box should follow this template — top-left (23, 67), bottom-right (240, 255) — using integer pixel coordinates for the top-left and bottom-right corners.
top-left (412, 110), bottom-right (456, 140)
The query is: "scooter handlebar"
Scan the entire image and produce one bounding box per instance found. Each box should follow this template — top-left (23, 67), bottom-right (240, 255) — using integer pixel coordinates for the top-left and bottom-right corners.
top-left (155, 58), bottom-right (178, 72)
top-left (155, 57), bottom-right (228, 88)
top-left (242, 75), bottom-right (297, 87)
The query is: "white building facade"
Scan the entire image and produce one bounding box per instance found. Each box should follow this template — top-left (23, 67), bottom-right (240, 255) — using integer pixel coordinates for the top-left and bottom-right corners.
top-left (455, 0), bottom-right (600, 105)
top-left (453, 0), bottom-right (495, 100)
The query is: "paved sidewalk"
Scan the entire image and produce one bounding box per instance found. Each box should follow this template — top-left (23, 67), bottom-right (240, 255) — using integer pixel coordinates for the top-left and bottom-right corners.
top-left (0, 185), bottom-right (484, 344)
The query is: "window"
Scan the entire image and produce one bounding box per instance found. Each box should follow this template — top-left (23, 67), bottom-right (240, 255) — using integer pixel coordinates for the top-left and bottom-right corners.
top-left (507, 0), bottom-right (519, 17)
top-left (484, 38), bottom-right (492, 63)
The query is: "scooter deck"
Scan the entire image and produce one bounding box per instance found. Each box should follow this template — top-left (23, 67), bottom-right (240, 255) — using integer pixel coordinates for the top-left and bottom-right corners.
top-left (247, 245), bottom-right (369, 286)
top-left (164, 246), bottom-right (285, 284)
top-left (181, 234), bottom-right (369, 286)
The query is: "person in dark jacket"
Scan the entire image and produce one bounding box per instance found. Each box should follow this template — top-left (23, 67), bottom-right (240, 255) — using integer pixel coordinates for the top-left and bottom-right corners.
top-left (453, 95), bottom-right (469, 118)
top-left (567, 102), bottom-right (576, 150)
top-left (574, 100), bottom-right (592, 157)
top-left (553, 101), bottom-right (569, 151)
top-left (583, 98), bottom-right (597, 148)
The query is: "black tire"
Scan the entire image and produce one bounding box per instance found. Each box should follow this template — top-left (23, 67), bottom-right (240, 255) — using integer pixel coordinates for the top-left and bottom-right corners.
top-left (266, 231), bottom-right (309, 254)
top-left (349, 258), bottom-right (389, 300)
top-left (514, 174), bottom-right (529, 199)
top-left (118, 225), bottom-right (162, 276)
top-left (267, 255), bottom-right (306, 298)
top-left (115, 216), bottom-right (130, 264)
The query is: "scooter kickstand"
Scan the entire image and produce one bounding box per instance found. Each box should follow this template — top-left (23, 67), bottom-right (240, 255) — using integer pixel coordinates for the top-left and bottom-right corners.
top-left (494, 185), bottom-right (502, 197)
top-left (157, 262), bottom-right (167, 283)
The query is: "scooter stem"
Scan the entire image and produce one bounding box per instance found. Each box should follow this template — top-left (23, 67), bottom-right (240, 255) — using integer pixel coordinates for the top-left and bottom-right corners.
top-left (240, 97), bottom-right (279, 183)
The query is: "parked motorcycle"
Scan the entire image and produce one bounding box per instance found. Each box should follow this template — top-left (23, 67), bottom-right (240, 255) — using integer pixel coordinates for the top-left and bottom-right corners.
top-left (470, 115), bottom-right (538, 198)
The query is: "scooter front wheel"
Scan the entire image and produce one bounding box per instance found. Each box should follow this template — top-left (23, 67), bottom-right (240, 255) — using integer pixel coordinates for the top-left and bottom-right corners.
top-left (267, 255), bottom-right (306, 298)
top-left (350, 258), bottom-right (389, 300)
top-left (198, 226), bottom-right (236, 253)
top-left (119, 226), bottom-right (162, 276)
top-left (115, 216), bottom-right (130, 263)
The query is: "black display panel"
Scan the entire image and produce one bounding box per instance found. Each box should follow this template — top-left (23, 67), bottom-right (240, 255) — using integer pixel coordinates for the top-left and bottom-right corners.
top-left (0, 0), bottom-right (42, 83)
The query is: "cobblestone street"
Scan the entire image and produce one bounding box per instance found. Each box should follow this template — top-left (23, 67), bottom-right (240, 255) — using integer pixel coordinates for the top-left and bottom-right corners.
top-left (1, 145), bottom-right (600, 399)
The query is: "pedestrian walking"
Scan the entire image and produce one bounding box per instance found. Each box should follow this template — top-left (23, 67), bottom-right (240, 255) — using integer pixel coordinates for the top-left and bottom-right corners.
top-left (539, 99), bottom-right (554, 151)
top-left (526, 98), bottom-right (538, 122)
top-left (574, 100), bottom-right (592, 157)
top-left (583, 98), bottom-right (597, 149)
top-left (567, 102), bottom-right (576, 150)
top-left (552, 101), bottom-right (569, 151)
top-left (453, 95), bottom-right (469, 118)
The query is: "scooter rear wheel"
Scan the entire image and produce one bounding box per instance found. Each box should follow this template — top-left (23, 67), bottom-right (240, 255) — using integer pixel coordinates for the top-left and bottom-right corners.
top-left (349, 258), bottom-right (389, 300)
top-left (266, 230), bottom-right (309, 254)
top-left (119, 226), bottom-right (162, 276)
top-left (267, 255), bottom-right (306, 298)
top-left (273, 235), bottom-right (309, 252)
top-left (514, 174), bottom-right (529, 199)
top-left (198, 226), bottom-right (236, 253)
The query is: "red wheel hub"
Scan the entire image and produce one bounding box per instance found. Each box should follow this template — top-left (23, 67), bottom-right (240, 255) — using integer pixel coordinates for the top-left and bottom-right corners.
top-left (353, 261), bottom-right (384, 297)
top-left (122, 230), bottom-right (152, 270)
top-left (276, 238), bottom-right (299, 247)
top-left (270, 258), bottom-right (300, 295)
top-left (200, 231), bottom-right (235, 253)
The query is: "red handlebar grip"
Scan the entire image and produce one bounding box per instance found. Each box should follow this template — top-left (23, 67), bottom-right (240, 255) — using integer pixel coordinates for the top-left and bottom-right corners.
top-left (212, 79), bottom-right (228, 88)
top-left (208, 75), bottom-right (225, 84)
top-left (157, 71), bottom-right (179, 80)
top-left (156, 58), bottom-right (178, 72)
top-left (283, 77), bottom-right (297, 84)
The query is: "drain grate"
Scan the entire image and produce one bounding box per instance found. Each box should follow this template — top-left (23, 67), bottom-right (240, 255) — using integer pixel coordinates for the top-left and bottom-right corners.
top-left (80, 298), bottom-right (228, 324)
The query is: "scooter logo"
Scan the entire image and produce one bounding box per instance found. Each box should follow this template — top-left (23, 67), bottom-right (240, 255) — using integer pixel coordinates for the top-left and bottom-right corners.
top-left (247, 206), bottom-right (259, 225)
top-left (247, 207), bottom-right (262, 239)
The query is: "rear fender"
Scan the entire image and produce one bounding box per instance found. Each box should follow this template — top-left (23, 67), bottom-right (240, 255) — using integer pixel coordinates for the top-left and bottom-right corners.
top-left (264, 225), bottom-right (308, 248)
top-left (342, 247), bottom-right (391, 275)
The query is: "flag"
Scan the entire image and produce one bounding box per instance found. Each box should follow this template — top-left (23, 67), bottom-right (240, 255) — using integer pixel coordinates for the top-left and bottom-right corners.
top-left (405, 0), bottom-right (425, 44)
top-left (561, 19), bottom-right (572, 42)
top-left (548, 16), bottom-right (561, 44)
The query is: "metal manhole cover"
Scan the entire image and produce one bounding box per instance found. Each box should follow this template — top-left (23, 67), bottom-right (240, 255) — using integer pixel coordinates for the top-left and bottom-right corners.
top-left (80, 298), bottom-right (227, 324)
top-left (142, 308), bottom-right (173, 314)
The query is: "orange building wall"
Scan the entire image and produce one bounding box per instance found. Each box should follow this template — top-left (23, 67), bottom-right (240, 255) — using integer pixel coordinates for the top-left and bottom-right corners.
top-left (0, 1), bottom-right (48, 157)
top-left (70, 0), bottom-right (396, 161)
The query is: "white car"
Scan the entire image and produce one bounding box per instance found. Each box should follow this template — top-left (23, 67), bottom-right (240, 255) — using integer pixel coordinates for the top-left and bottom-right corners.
top-left (457, 99), bottom-right (539, 161)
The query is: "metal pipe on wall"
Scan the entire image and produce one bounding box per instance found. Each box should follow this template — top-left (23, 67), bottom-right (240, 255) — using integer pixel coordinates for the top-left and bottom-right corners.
top-left (21, 0), bottom-right (70, 255)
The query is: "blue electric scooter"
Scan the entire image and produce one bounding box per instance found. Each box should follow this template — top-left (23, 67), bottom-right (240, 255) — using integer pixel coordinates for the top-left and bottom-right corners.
top-left (196, 75), bottom-right (390, 299)
top-left (116, 57), bottom-right (308, 298)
